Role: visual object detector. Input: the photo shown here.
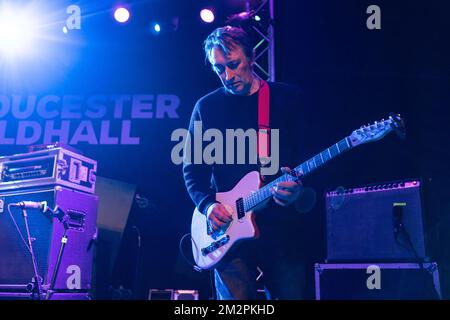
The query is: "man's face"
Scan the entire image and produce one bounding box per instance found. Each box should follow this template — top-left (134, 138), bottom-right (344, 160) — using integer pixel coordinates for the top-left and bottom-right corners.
top-left (209, 45), bottom-right (255, 96)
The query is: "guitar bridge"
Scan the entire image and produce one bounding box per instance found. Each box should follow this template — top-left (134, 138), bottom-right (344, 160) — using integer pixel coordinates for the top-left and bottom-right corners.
top-left (201, 235), bottom-right (230, 256)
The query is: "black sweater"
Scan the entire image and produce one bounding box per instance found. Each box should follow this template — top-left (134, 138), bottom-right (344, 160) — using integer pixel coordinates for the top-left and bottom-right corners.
top-left (183, 82), bottom-right (306, 220)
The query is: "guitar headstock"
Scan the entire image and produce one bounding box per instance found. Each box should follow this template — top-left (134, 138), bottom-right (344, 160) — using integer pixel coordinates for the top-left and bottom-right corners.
top-left (349, 113), bottom-right (405, 147)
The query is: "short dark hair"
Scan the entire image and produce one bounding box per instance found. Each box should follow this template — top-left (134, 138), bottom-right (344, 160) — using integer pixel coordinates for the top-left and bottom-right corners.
top-left (203, 26), bottom-right (254, 64)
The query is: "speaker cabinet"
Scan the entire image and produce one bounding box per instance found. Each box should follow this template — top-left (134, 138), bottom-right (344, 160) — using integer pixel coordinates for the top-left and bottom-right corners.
top-left (315, 263), bottom-right (441, 300)
top-left (0, 187), bottom-right (98, 290)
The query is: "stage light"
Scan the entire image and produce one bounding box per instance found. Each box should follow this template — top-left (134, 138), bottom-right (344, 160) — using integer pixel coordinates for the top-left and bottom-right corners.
top-left (254, 15), bottom-right (261, 22)
top-left (200, 9), bottom-right (215, 23)
top-left (0, 4), bottom-right (39, 57)
top-left (114, 7), bottom-right (130, 23)
top-left (153, 23), bottom-right (161, 33)
top-left (226, 10), bottom-right (256, 27)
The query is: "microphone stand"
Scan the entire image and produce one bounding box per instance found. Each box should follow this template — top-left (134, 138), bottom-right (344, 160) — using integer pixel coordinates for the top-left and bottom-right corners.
top-left (45, 207), bottom-right (69, 300)
top-left (21, 208), bottom-right (43, 300)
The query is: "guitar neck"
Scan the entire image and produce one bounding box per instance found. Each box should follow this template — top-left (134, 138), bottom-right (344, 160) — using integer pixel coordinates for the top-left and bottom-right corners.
top-left (243, 136), bottom-right (353, 212)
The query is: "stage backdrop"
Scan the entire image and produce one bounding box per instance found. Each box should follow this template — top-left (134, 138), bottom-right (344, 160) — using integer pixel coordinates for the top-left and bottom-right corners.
top-left (0, 0), bottom-right (449, 299)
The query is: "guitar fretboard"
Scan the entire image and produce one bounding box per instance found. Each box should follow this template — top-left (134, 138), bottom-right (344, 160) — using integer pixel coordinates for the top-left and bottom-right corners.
top-left (243, 137), bottom-right (352, 212)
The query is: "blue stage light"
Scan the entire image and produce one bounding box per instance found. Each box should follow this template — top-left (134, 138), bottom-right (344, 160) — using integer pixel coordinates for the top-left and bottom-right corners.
top-left (0, 4), bottom-right (39, 57)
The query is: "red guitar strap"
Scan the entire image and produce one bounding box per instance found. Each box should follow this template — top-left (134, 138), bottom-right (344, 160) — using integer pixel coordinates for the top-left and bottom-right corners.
top-left (257, 79), bottom-right (270, 171)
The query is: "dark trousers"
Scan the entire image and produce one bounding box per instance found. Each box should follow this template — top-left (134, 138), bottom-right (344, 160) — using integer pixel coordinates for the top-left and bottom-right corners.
top-left (213, 235), bottom-right (307, 300)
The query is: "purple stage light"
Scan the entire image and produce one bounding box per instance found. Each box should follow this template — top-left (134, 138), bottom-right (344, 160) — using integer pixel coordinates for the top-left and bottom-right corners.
top-left (200, 9), bottom-right (214, 23)
top-left (114, 7), bottom-right (130, 23)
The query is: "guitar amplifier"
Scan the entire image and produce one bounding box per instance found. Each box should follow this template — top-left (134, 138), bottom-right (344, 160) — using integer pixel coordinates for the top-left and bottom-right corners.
top-left (326, 180), bottom-right (426, 261)
top-left (0, 186), bottom-right (98, 290)
top-left (0, 147), bottom-right (97, 194)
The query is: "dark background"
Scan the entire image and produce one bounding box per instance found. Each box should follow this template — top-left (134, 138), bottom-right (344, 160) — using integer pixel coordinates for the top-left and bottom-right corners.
top-left (0, 0), bottom-right (449, 299)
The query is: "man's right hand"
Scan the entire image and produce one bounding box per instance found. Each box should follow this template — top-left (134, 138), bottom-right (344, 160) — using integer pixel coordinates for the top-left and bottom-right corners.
top-left (206, 203), bottom-right (233, 232)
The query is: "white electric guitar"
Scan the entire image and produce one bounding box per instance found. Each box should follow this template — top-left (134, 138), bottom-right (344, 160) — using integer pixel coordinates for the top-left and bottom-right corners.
top-left (191, 114), bottom-right (405, 270)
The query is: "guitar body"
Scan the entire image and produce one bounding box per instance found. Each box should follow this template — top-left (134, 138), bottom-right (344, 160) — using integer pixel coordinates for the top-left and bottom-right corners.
top-left (191, 171), bottom-right (260, 270)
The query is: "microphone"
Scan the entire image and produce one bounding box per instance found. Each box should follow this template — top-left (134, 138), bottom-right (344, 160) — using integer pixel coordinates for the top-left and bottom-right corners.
top-left (11, 201), bottom-right (48, 210)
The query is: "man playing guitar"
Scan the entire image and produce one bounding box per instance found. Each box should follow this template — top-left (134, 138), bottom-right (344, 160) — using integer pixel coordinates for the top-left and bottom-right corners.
top-left (183, 26), bottom-right (307, 299)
